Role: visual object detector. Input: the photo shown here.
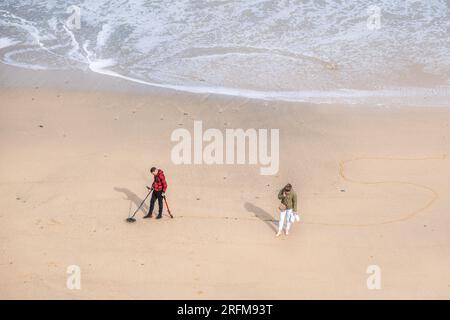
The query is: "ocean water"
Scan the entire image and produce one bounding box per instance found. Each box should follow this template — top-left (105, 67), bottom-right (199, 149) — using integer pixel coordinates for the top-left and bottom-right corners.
top-left (0, 0), bottom-right (449, 103)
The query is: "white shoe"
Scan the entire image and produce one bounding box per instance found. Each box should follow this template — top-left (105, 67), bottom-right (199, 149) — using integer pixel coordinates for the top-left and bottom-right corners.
top-left (295, 214), bottom-right (300, 222)
top-left (276, 231), bottom-right (281, 237)
top-left (285, 230), bottom-right (289, 236)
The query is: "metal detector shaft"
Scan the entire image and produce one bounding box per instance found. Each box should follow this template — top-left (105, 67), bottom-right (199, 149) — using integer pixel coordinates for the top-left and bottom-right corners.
top-left (129, 189), bottom-right (152, 219)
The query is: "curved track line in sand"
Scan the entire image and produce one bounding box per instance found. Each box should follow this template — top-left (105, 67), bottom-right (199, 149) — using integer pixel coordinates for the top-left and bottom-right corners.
top-left (301, 155), bottom-right (446, 227)
top-left (176, 155), bottom-right (446, 227)
top-left (16, 156), bottom-right (441, 228)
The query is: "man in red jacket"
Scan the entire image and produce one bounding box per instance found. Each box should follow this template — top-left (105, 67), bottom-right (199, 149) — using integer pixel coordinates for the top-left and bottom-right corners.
top-left (144, 167), bottom-right (168, 219)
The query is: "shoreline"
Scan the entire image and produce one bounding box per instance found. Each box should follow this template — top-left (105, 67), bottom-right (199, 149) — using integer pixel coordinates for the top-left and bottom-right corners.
top-left (1, 63), bottom-right (449, 108)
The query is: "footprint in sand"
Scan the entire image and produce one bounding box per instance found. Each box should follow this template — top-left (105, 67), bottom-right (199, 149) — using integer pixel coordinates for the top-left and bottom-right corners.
top-left (50, 219), bottom-right (61, 225)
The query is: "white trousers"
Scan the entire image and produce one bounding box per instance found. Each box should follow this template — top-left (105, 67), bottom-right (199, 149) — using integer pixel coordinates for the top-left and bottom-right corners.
top-left (278, 209), bottom-right (293, 233)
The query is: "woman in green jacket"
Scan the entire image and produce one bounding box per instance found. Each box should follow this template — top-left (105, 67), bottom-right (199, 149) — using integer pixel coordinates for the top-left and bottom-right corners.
top-left (277, 183), bottom-right (299, 236)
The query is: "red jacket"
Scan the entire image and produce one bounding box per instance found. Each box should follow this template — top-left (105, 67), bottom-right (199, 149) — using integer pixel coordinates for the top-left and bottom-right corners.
top-left (152, 169), bottom-right (167, 192)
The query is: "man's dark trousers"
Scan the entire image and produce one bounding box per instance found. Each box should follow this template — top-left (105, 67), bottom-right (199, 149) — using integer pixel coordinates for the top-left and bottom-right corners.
top-left (148, 190), bottom-right (163, 216)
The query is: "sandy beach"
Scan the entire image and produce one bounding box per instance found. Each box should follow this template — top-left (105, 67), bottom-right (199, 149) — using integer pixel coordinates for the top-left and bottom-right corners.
top-left (1, 83), bottom-right (449, 299)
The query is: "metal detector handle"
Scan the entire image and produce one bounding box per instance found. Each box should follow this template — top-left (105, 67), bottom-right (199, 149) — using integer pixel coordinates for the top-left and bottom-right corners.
top-left (163, 196), bottom-right (173, 218)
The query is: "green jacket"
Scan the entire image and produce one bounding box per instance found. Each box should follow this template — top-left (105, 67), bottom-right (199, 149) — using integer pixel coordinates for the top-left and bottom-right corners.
top-left (278, 188), bottom-right (297, 212)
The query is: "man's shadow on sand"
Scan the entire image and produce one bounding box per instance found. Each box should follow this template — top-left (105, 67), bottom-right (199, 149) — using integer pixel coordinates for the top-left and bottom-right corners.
top-left (244, 202), bottom-right (278, 233)
top-left (114, 187), bottom-right (150, 216)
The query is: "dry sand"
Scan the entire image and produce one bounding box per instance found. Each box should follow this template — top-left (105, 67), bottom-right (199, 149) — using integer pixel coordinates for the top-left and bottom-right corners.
top-left (1, 87), bottom-right (449, 299)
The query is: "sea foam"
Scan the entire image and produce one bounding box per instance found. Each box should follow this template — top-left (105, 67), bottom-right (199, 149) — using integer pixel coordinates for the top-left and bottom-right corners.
top-left (0, 0), bottom-right (448, 104)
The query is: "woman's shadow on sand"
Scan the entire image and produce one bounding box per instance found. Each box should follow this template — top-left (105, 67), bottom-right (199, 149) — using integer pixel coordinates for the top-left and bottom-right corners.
top-left (244, 202), bottom-right (278, 233)
top-left (114, 187), bottom-right (150, 216)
